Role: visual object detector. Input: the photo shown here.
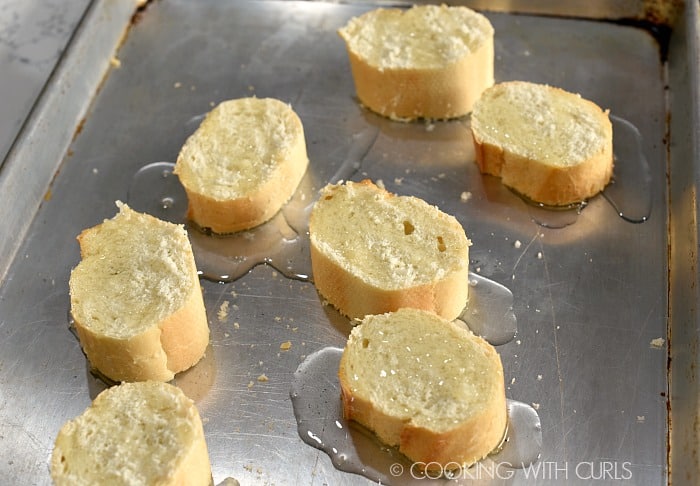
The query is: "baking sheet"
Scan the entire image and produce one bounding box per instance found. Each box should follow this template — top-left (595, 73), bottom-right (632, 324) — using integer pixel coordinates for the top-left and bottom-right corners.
top-left (1, 0), bottom-right (695, 484)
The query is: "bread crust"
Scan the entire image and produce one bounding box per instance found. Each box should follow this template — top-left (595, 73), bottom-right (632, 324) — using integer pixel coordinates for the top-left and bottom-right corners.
top-left (338, 6), bottom-right (494, 121)
top-left (310, 241), bottom-right (469, 321)
top-left (344, 42), bottom-right (494, 121)
top-left (338, 310), bottom-right (507, 468)
top-left (471, 82), bottom-right (614, 206)
top-left (175, 98), bottom-right (309, 234)
top-left (70, 203), bottom-right (210, 383)
top-left (51, 381), bottom-right (212, 485)
top-left (73, 281), bottom-right (209, 383)
top-left (309, 180), bottom-right (470, 321)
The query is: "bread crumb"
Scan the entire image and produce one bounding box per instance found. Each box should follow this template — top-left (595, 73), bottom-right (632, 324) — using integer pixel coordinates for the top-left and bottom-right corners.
top-left (637, 415), bottom-right (645, 423)
top-left (537, 252), bottom-right (543, 259)
top-left (257, 374), bottom-right (269, 382)
top-left (536, 374), bottom-right (542, 381)
top-left (233, 322), bottom-right (240, 329)
top-left (532, 402), bottom-right (540, 410)
top-left (516, 340), bottom-right (521, 345)
top-left (217, 301), bottom-right (230, 321)
top-left (510, 377), bottom-right (516, 385)
top-left (280, 341), bottom-right (292, 351)
top-left (110, 57), bottom-right (121, 68)
top-left (460, 191), bottom-right (472, 202)
top-left (650, 337), bottom-right (665, 348)
top-left (247, 381), bottom-right (254, 389)
top-left (274, 316), bottom-right (282, 322)
top-left (173, 81), bottom-right (182, 88)
top-left (224, 332), bottom-right (230, 338)
top-left (394, 177), bottom-right (403, 185)
top-left (376, 179), bottom-right (385, 189)
top-left (514, 240), bottom-right (522, 249)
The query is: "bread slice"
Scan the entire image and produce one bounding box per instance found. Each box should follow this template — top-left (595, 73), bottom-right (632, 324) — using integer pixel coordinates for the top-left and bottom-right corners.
top-left (339, 308), bottom-right (507, 468)
top-left (309, 180), bottom-right (471, 321)
top-left (470, 81), bottom-right (614, 206)
top-left (338, 4), bottom-right (494, 121)
top-left (69, 201), bottom-right (209, 382)
top-left (174, 97), bottom-right (309, 233)
top-left (51, 381), bottom-right (211, 485)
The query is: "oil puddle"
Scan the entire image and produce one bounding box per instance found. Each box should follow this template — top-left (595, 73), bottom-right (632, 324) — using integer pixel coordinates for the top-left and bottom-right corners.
top-left (460, 273), bottom-right (517, 346)
top-left (290, 347), bottom-right (542, 485)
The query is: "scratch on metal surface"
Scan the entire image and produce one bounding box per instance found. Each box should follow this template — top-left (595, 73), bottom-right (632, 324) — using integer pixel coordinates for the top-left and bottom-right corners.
top-left (539, 241), bottom-right (569, 463)
top-left (510, 230), bottom-right (541, 277)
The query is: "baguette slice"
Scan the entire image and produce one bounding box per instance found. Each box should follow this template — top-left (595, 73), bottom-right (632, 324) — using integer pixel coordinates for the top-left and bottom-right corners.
top-left (338, 4), bottom-right (494, 121)
top-left (51, 381), bottom-right (211, 485)
top-left (339, 308), bottom-right (507, 468)
top-left (69, 202), bottom-right (209, 382)
top-left (470, 81), bottom-right (614, 206)
top-left (174, 97), bottom-right (309, 234)
top-left (309, 180), bottom-right (470, 321)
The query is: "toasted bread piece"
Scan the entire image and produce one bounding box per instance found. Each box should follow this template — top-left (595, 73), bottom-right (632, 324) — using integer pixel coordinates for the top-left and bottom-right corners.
top-left (470, 81), bottom-right (614, 206)
top-left (69, 202), bottom-right (209, 382)
top-left (51, 381), bottom-right (211, 485)
top-left (338, 4), bottom-right (494, 121)
top-left (309, 180), bottom-right (470, 321)
top-left (339, 308), bottom-right (507, 467)
top-left (174, 97), bottom-right (309, 233)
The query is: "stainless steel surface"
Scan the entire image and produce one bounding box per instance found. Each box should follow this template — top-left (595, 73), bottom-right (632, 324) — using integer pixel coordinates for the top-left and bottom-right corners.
top-left (0, 0), bottom-right (691, 484)
top-left (0, 0), bottom-right (141, 284)
top-left (0, 0), bottom-right (91, 168)
top-left (668, 0), bottom-right (700, 483)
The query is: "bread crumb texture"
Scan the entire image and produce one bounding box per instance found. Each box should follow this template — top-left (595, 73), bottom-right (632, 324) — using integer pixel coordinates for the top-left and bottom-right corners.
top-left (175, 97), bottom-right (304, 200)
top-left (339, 308), bottom-right (507, 465)
top-left (471, 81), bottom-right (609, 167)
top-left (310, 180), bottom-right (470, 288)
top-left (339, 5), bottom-right (492, 70)
top-left (51, 381), bottom-right (211, 485)
top-left (70, 202), bottom-right (193, 338)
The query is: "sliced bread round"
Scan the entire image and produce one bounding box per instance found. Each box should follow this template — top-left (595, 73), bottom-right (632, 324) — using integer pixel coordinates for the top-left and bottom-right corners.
top-left (51, 381), bottom-right (211, 485)
top-left (174, 97), bottom-right (309, 233)
top-left (470, 81), bottom-right (614, 206)
top-left (338, 4), bottom-right (494, 121)
top-left (309, 180), bottom-right (471, 321)
top-left (69, 201), bottom-right (209, 382)
top-left (339, 308), bottom-right (507, 468)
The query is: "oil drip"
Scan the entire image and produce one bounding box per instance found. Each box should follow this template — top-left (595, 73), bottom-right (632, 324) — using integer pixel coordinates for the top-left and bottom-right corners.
top-left (524, 115), bottom-right (651, 228)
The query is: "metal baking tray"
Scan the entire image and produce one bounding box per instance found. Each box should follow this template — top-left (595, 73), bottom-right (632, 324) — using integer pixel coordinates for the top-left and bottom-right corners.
top-left (1, 0), bottom-right (697, 484)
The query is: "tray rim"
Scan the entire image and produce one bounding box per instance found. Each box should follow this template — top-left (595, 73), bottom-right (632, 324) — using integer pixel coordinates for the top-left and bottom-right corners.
top-left (0, 0), bottom-right (696, 484)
